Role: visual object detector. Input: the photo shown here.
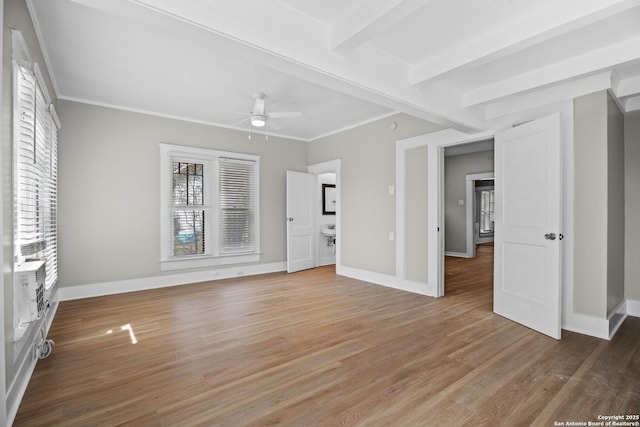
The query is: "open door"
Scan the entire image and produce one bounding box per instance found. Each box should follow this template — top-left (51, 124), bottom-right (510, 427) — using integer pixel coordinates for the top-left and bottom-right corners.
top-left (286, 171), bottom-right (315, 273)
top-left (494, 113), bottom-right (562, 339)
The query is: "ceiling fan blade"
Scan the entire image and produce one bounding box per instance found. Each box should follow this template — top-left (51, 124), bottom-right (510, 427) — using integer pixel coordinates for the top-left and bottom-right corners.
top-left (268, 111), bottom-right (302, 119)
top-left (232, 117), bottom-right (250, 127)
top-left (267, 120), bottom-right (282, 131)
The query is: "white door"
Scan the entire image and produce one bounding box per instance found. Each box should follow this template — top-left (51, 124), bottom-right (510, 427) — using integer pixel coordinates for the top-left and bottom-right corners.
top-left (286, 171), bottom-right (315, 273)
top-left (494, 113), bottom-right (562, 339)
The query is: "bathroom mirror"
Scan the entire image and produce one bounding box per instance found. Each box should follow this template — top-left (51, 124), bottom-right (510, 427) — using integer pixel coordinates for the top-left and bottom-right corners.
top-left (322, 184), bottom-right (336, 215)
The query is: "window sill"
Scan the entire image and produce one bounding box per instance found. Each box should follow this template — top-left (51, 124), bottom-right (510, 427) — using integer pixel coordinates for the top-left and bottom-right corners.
top-left (160, 252), bottom-right (261, 271)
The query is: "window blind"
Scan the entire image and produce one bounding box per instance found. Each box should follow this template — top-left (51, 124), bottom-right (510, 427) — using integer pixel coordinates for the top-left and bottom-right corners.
top-left (219, 158), bottom-right (255, 253)
top-left (14, 62), bottom-right (59, 289)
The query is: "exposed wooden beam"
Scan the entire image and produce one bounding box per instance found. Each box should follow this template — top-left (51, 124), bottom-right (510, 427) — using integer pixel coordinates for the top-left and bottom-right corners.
top-left (331, 0), bottom-right (433, 53)
top-left (409, 0), bottom-right (640, 86)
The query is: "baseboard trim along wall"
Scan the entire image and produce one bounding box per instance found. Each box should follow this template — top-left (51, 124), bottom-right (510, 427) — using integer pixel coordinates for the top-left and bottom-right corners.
top-left (562, 299), bottom-right (635, 340)
top-left (627, 299), bottom-right (640, 317)
top-left (562, 312), bottom-right (611, 340)
top-left (444, 251), bottom-right (471, 258)
top-left (337, 265), bottom-right (436, 297)
top-left (58, 262), bottom-right (287, 301)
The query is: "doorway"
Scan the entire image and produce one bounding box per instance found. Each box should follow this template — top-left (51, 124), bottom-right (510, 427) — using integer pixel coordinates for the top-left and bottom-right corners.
top-left (443, 141), bottom-right (494, 298)
top-left (285, 159), bottom-right (341, 273)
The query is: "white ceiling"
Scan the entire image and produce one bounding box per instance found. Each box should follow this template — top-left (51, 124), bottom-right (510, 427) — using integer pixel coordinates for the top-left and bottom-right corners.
top-left (28, 0), bottom-right (640, 141)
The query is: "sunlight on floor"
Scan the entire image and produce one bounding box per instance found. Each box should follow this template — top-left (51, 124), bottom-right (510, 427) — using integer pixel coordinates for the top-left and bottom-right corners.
top-left (105, 324), bottom-right (138, 344)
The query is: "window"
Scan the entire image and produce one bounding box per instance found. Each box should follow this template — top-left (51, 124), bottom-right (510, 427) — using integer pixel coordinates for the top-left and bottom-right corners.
top-left (13, 56), bottom-right (60, 291)
top-left (159, 143), bottom-right (260, 270)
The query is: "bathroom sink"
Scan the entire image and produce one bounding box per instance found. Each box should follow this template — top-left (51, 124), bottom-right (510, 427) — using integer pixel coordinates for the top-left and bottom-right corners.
top-left (321, 227), bottom-right (336, 236)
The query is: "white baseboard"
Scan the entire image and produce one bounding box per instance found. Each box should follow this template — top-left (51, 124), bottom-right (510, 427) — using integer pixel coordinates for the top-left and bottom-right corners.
top-left (562, 311), bottom-right (610, 340)
top-left (608, 300), bottom-right (627, 338)
top-left (562, 300), bottom-right (629, 341)
top-left (317, 256), bottom-right (336, 267)
top-left (59, 262), bottom-right (287, 301)
top-left (7, 291), bottom-right (59, 426)
top-left (627, 299), bottom-right (640, 317)
top-left (444, 251), bottom-right (471, 258)
top-left (337, 265), bottom-right (436, 297)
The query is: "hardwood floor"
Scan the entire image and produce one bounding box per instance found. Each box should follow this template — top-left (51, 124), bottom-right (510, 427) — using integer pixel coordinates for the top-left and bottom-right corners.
top-left (15, 253), bottom-right (640, 426)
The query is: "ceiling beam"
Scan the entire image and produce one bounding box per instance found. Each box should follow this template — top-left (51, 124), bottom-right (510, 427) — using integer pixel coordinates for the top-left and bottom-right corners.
top-left (409, 0), bottom-right (640, 86)
top-left (462, 35), bottom-right (640, 108)
top-left (331, 0), bottom-right (433, 53)
top-left (612, 74), bottom-right (640, 98)
top-left (624, 96), bottom-right (640, 112)
top-left (484, 72), bottom-right (613, 120)
top-left (69, 0), bottom-right (486, 132)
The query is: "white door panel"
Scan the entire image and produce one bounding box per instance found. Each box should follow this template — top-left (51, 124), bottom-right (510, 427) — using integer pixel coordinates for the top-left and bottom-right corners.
top-left (286, 171), bottom-right (315, 273)
top-left (494, 113), bottom-right (562, 339)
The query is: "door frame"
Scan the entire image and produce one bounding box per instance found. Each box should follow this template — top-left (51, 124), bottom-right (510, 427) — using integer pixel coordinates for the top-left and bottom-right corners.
top-left (465, 172), bottom-right (494, 259)
top-left (308, 159), bottom-right (341, 269)
top-left (396, 102), bottom-right (574, 307)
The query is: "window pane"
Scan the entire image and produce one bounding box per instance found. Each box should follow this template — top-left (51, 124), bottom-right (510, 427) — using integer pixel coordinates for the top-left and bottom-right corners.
top-left (172, 161), bottom-right (204, 206)
top-left (219, 159), bottom-right (255, 253)
top-left (173, 210), bottom-right (205, 256)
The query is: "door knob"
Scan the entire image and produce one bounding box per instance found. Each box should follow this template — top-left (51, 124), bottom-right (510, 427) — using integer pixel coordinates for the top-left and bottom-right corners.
top-left (288, 217), bottom-right (294, 222)
top-left (544, 233), bottom-right (556, 240)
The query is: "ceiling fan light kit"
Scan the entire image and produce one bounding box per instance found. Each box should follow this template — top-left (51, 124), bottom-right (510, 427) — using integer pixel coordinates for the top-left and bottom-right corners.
top-left (250, 114), bottom-right (266, 128)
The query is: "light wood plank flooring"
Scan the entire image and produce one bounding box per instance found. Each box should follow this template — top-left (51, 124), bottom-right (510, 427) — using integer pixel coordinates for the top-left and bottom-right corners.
top-left (15, 250), bottom-right (640, 426)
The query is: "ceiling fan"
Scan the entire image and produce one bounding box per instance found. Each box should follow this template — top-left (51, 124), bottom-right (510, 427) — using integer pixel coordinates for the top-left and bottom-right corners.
top-left (234, 92), bottom-right (302, 130)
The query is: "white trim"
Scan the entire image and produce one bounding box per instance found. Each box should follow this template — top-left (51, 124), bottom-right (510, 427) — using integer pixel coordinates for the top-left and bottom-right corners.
top-left (397, 129), bottom-right (495, 298)
top-left (444, 251), bottom-right (471, 258)
top-left (0, 4), bottom-right (6, 424)
top-left (561, 300), bottom-right (629, 341)
top-left (159, 143), bottom-right (261, 270)
top-left (308, 159), bottom-right (341, 270)
top-left (26, 0), bottom-right (60, 97)
top-left (59, 262), bottom-right (286, 301)
top-left (608, 301), bottom-right (627, 339)
top-left (465, 172), bottom-right (494, 259)
top-left (49, 104), bottom-right (61, 130)
top-left (562, 312), bottom-right (610, 340)
top-left (337, 265), bottom-right (435, 297)
top-left (32, 62), bottom-right (50, 105)
top-left (627, 299), bottom-right (640, 317)
top-left (60, 95), bottom-right (311, 142)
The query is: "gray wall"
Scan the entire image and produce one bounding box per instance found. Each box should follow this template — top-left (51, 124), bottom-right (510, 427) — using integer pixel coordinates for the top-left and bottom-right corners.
top-left (573, 90), bottom-right (626, 319)
top-left (444, 150), bottom-right (494, 254)
top-left (308, 114), bottom-right (442, 276)
top-left (606, 93), bottom-right (625, 316)
top-left (2, 0), bottom-right (57, 393)
top-left (405, 145), bottom-right (428, 282)
top-left (625, 111), bottom-right (640, 302)
top-left (57, 101), bottom-right (308, 287)
top-left (574, 91), bottom-right (609, 318)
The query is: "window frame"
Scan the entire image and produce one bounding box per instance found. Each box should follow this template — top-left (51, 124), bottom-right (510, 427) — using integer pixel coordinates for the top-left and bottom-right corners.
top-left (12, 54), bottom-right (60, 292)
top-left (159, 143), bottom-right (261, 271)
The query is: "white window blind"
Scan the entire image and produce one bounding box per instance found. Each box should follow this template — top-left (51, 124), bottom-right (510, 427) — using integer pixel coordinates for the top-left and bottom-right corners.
top-left (14, 62), bottom-right (59, 289)
top-left (219, 158), bottom-right (256, 253)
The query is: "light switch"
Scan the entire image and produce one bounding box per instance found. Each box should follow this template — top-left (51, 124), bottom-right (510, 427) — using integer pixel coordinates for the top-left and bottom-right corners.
top-left (458, 199), bottom-right (464, 206)
top-left (389, 231), bottom-right (394, 241)
top-left (388, 185), bottom-right (395, 196)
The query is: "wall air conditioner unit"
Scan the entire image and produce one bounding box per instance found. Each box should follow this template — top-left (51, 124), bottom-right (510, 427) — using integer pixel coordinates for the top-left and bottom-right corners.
top-left (14, 260), bottom-right (46, 340)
